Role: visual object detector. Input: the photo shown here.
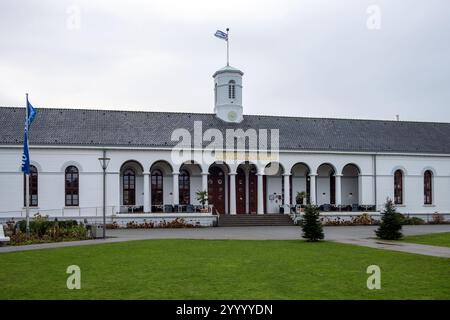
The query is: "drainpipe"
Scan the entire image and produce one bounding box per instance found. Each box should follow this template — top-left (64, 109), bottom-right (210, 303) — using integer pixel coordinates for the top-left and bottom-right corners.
top-left (373, 153), bottom-right (378, 211)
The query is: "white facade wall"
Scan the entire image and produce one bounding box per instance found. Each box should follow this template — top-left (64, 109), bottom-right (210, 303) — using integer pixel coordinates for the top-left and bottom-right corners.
top-left (265, 176), bottom-right (283, 213)
top-left (341, 177), bottom-right (359, 206)
top-left (1, 146), bottom-right (450, 216)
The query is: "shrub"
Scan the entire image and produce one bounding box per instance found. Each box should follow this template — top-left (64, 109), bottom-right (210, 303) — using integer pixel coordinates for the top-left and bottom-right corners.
top-left (352, 213), bottom-right (375, 225)
top-left (399, 215), bottom-right (425, 225)
top-left (12, 215), bottom-right (87, 245)
top-left (301, 205), bottom-right (324, 241)
top-left (430, 213), bottom-right (445, 225)
top-left (375, 198), bottom-right (403, 240)
top-left (105, 221), bottom-right (119, 229)
top-left (125, 218), bottom-right (198, 229)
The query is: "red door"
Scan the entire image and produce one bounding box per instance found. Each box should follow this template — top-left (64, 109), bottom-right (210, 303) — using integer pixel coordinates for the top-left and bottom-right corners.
top-left (236, 167), bottom-right (246, 214)
top-left (208, 167), bottom-right (225, 214)
top-left (248, 166), bottom-right (258, 214)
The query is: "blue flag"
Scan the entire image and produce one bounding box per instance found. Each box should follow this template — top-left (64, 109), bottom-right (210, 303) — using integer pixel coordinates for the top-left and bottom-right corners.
top-left (214, 30), bottom-right (228, 41)
top-left (21, 101), bottom-right (37, 174)
top-left (27, 101), bottom-right (37, 126)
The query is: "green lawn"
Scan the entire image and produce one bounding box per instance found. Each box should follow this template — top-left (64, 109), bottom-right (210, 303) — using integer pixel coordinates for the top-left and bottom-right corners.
top-left (1, 239), bottom-right (449, 300)
top-left (402, 232), bottom-right (450, 248)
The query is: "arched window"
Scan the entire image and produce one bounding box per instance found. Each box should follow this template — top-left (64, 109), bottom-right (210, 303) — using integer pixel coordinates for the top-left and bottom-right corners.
top-left (123, 168), bottom-right (136, 205)
top-left (228, 80), bottom-right (235, 99)
top-left (151, 169), bottom-right (163, 206)
top-left (179, 170), bottom-right (190, 205)
top-left (23, 165), bottom-right (38, 207)
top-left (394, 170), bottom-right (403, 205)
top-left (424, 170), bottom-right (433, 205)
top-left (65, 166), bottom-right (79, 206)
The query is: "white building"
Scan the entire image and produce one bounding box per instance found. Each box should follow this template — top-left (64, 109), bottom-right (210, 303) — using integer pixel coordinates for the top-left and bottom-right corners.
top-left (0, 64), bottom-right (449, 224)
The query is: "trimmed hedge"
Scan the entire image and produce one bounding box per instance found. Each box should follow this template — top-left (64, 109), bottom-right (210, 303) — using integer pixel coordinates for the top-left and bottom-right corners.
top-left (17, 219), bottom-right (79, 236)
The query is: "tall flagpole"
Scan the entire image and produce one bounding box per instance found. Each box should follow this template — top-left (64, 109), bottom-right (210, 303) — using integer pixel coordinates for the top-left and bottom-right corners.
top-left (25, 93), bottom-right (30, 238)
top-left (226, 28), bottom-right (230, 66)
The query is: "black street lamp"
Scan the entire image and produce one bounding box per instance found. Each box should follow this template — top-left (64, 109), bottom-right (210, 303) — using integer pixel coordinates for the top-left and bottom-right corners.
top-left (98, 151), bottom-right (110, 239)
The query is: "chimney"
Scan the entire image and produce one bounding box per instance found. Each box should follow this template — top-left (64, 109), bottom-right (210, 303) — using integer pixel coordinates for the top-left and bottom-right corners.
top-left (395, 114), bottom-right (400, 121)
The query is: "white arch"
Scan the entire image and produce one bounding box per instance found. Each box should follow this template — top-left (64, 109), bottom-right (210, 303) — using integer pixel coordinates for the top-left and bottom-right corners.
top-left (264, 161), bottom-right (285, 176)
top-left (18, 160), bottom-right (43, 172)
top-left (290, 162), bottom-right (311, 176)
top-left (209, 161), bottom-right (231, 174)
top-left (341, 163), bottom-right (361, 176)
top-left (150, 160), bottom-right (174, 175)
top-left (61, 161), bottom-right (83, 172)
top-left (236, 161), bottom-right (260, 175)
top-left (421, 166), bottom-right (437, 176)
top-left (179, 161), bottom-right (203, 176)
top-left (119, 160), bottom-right (145, 174)
top-left (316, 163), bottom-right (337, 175)
top-left (391, 166), bottom-right (408, 176)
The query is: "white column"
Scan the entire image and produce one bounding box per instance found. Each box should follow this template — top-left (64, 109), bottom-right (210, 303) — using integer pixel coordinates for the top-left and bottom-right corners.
top-left (229, 173), bottom-right (237, 215)
top-left (335, 174), bottom-right (342, 208)
top-left (309, 174), bottom-right (317, 205)
top-left (172, 172), bottom-right (179, 205)
top-left (143, 172), bottom-right (150, 212)
top-left (201, 172), bottom-right (208, 206)
top-left (257, 173), bottom-right (264, 214)
top-left (115, 172), bottom-right (121, 214)
top-left (283, 173), bottom-right (291, 213)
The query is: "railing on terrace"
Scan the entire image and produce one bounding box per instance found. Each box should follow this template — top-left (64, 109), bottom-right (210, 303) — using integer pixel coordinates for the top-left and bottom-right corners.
top-left (119, 205), bottom-right (214, 214)
top-left (0, 206), bottom-right (116, 218)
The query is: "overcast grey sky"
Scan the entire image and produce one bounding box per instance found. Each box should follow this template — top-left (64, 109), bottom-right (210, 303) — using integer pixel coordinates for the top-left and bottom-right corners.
top-left (1, 0), bottom-right (449, 122)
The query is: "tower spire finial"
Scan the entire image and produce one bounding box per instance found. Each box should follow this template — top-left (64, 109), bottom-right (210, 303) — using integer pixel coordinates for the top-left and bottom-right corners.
top-left (226, 28), bottom-right (230, 66)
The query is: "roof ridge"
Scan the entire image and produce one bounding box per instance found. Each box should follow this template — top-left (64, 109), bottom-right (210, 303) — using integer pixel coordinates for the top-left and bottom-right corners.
top-left (0, 106), bottom-right (449, 125)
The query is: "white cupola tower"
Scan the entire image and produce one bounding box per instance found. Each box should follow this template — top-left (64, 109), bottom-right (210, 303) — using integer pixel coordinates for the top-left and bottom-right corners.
top-left (213, 65), bottom-right (244, 123)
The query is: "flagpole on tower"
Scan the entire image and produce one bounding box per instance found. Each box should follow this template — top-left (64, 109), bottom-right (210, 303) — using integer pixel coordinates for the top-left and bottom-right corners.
top-left (25, 93), bottom-right (30, 238)
top-left (226, 28), bottom-right (230, 66)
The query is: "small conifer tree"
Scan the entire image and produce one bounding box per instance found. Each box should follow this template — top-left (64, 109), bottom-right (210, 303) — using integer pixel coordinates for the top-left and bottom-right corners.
top-left (375, 198), bottom-right (403, 240)
top-left (301, 205), bottom-right (324, 241)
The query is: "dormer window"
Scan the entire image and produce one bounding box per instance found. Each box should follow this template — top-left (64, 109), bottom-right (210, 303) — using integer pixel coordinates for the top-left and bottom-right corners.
top-left (228, 80), bottom-right (235, 99)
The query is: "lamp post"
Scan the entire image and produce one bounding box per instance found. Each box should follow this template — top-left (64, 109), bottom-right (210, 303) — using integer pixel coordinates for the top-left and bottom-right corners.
top-left (98, 151), bottom-right (110, 239)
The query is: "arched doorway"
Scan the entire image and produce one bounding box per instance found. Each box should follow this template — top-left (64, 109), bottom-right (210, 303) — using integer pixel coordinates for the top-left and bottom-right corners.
top-left (264, 162), bottom-right (285, 213)
top-left (151, 169), bottom-right (163, 209)
top-left (236, 167), bottom-right (246, 214)
top-left (317, 163), bottom-right (336, 206)
top-left (150, 160), bottom-right (173, 212)
top-left (123, 168), bottom-right (136, 205)
top-left (208, 166), bottom-right (226, 214)
top-left (179, 161), bottom-right (203, 207)
top-left (236, 162), bottom-right (258, 214)
top-left (120, 160), bottom-right (144, 212)
top-left (342, 164), bottom-right (360, 207)
top-left (248, 164), bottom-right (258, 214)
top-left (291, 163), bottom-right (311, 205)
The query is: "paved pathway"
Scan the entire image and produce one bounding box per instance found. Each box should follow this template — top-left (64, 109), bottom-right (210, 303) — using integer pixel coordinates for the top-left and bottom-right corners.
top-left (1, 225), bottom-right (449, 257)
top-left (336, 238), bottom-right (450, 258)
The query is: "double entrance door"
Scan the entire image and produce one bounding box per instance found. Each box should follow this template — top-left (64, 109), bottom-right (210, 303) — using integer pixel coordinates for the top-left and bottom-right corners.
top-left (236, 167), bottom-right (258, 214)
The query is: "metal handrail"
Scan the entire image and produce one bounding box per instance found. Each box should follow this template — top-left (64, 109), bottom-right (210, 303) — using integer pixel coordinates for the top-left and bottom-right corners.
top-left (0, 206), bottom-right (116, 218)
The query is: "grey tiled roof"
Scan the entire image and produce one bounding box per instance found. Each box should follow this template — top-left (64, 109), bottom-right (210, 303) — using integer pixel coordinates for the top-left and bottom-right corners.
top-left (1, 107), bottom-right (449, 154)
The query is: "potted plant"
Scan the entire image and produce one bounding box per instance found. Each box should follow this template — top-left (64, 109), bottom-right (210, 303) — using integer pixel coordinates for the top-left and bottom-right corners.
top-left (196, 190), bottom-right (209, 213)
top-left (296, 191), bottom-right (307, 205)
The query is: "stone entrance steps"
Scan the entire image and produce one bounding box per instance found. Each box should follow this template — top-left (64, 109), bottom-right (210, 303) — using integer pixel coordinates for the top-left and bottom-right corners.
top-left (217, 214), bottom-right (294, 227)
